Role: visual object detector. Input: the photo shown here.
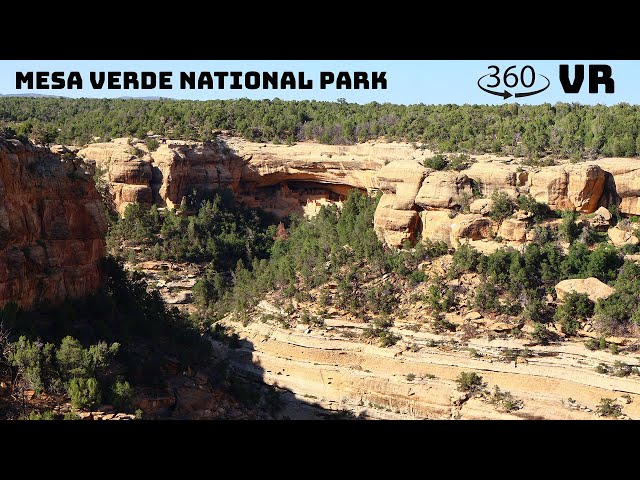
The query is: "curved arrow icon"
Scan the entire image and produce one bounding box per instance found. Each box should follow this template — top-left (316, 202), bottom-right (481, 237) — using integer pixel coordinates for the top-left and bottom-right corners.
top-left (477, 74), bottom-right (513, 99)
top-left (514, 74), bottom-right (550, 98)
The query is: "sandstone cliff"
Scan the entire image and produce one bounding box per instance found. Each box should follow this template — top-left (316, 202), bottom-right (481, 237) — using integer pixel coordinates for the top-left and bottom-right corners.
top-left (78, 138), bottom-right (244, 213)
top-left (0, 139), bottom-right (107, 309)
top-left (79, 137), bottom-right (640, 248)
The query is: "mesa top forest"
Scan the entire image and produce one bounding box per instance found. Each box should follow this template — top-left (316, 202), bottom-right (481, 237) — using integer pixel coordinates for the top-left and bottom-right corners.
top-left (1, 97), bottom-right (639, 159)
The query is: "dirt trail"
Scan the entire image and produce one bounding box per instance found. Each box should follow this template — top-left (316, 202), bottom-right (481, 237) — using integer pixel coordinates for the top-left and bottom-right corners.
top-left (222, 318), bottom-right (640, 420)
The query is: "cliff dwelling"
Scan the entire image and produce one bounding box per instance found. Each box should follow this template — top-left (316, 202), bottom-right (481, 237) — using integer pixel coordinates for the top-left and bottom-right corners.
top-left (239, 180), bottom-right (365, 217)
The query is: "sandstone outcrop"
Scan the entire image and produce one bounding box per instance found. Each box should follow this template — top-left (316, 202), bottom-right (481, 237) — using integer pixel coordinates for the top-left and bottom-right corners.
top-left (555, 277), bottom-right (614, 303)
top-left (0, 139), bottom-right (107, 309)
top-left (450, 214), bottom-right (496, 244)
top-left (608, 226), bottom-right (639, 247)
top-left (78, 137), bottom-right (640, 249)
top-left (499, 218), bottom-right (529, 242)
top-left (464, 162), bottom-right (523, 197)
top-left (374, 195), bottom-right (419, 247)
top-left (79, 138), bottom-right (244, 212)
top-left (421, 211), bottom-right (496, 247)
top-left (469, 198), bottom-right (493, 215)
top-left (528, 164), bottom-right (605, 212)
top-left (594, 158), bottom-right (640, 215)
top-left (415, 171), bottom-right (472, 209)
top-left (376, 159), bottom-right (427, 210)
top-left (420, 210), bottom-right (455, 246)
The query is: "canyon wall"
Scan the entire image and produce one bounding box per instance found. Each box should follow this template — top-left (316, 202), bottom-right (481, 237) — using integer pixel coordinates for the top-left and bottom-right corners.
top-left (78, 137), bottom-right (640, 248)
top-left (0, 139), bottom-right (107, 309)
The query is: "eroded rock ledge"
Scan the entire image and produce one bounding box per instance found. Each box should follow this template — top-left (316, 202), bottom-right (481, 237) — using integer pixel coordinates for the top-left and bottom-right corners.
top-left (78, 137), bottom-right (640, 248)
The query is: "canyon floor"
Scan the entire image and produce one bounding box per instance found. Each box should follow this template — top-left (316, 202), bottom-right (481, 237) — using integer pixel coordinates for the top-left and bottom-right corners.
top-left (217, 313), bottom-right (640, 420)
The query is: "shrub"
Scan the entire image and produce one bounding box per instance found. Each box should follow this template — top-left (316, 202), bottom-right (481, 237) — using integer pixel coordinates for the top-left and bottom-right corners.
top-left (489, 191), bottom-right (515, 222)
top-left (409, 270), bottom-right (427, 285)
top-left (423, 154), bottom-right (448, 170)
top-left (596, 398), bottom-right (622, 418)
top-left (378, 331), bottom-right (400, 347)
top-left (490, 386), bottom-right (523, 412)
top-left (455, 371), bottom-right (485, 392)
top-left (559, 210), bottom-right (579, 242)
top-left (448, 153), bottom-right (472, 171)
top-left (530, 322), bottom-right (552, 345)
top-left (450, 243), bottom-right (480, 277)
top-left (585, 338), bottom-right (599, 350)
top-left (612, 361), bottom-right (631, 377)
top-left (23, 410), bottom-right (56, 420)
top-left (9, 336), bottom-right (56, 395)
top-left (112, 380), bottom-right (134, 410)
top-left (554, 292), bottom-right (594, 335)
top-left (406, 373), bottom-right (416, 381)
top-left (517, 194), bottom-right (549, 222)
top-left (586, 243), bottom-right (623, 283)
top-left (474, 282), bottom-right (500, 313)
top-left (145, 138), bottom-right (160, 152)
top-left (68, 377), bottom-right (102, 410)
top-left (432, 315), bottom-right (456, 333)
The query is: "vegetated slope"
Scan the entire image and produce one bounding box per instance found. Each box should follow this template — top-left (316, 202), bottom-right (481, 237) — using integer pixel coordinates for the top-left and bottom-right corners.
top-left (0, 141), bottom-right (302, 420)
top-left (2, 97), bottom-right (640, 158)
top-left (110, 186), bottom-right (640, 418)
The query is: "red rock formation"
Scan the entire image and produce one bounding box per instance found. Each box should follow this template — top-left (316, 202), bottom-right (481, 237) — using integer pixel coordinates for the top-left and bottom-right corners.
top-left (0, 139), bottom-right (107, 309)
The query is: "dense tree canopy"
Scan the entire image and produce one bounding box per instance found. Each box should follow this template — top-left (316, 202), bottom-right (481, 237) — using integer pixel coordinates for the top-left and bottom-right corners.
top-left (1, 98), bottom-right (640, 158)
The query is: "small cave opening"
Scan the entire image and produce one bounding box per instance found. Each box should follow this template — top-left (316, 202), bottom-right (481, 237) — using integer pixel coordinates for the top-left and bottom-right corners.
top-left (239, 180), bottom-right (366, 217)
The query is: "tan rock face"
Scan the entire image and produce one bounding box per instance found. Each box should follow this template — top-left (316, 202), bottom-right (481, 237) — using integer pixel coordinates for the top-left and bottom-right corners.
top-left (420, 211), bottom-right (496, 248)
top-left (499, 218), bottom-right (529, 242)
top-left (415, 171), bottom-right (472, 209)
top-left (608, 226), bottom-right (639, 247)
top-left (555, 277), bottom-right (614, 303)
top-left (528, 164), bottom-right (605, 213)
top-left (469, 198), bottom-right (493, 215)
top-left (375, 159), bottom-right (426, 210)
top-left (78, 139), bottom-right (244, 212)
top-left (594, 158), bottom-right (640, 215)
top-left (0, 140), bottom-right (107, 309)
top-left (420, 210), bottom-right (454, 247)
top-left (373, 195), bottom-right (419, 247)
top-left (464, 163), bottom-right (521, 197)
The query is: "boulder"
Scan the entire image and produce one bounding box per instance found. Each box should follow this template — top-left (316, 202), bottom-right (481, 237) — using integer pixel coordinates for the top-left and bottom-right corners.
top-left (565, 164), bottom-right (606, 212)
top-left (373, 194), bottom-right (419, 247)
top-left (498, 218), bottom-right (528, 242)
top-left (469, 198), bottom-right (493, 215)
top-left (555, 277), bottom-right (614, 303)
top-left (415, 171), bottom-right (472, 209)
top-left (608, 226), bottom-right (639, 247)
top-left (594, 206), bottom-right (612, 221)
top-left (488, 322), bottom-right (515, 332)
